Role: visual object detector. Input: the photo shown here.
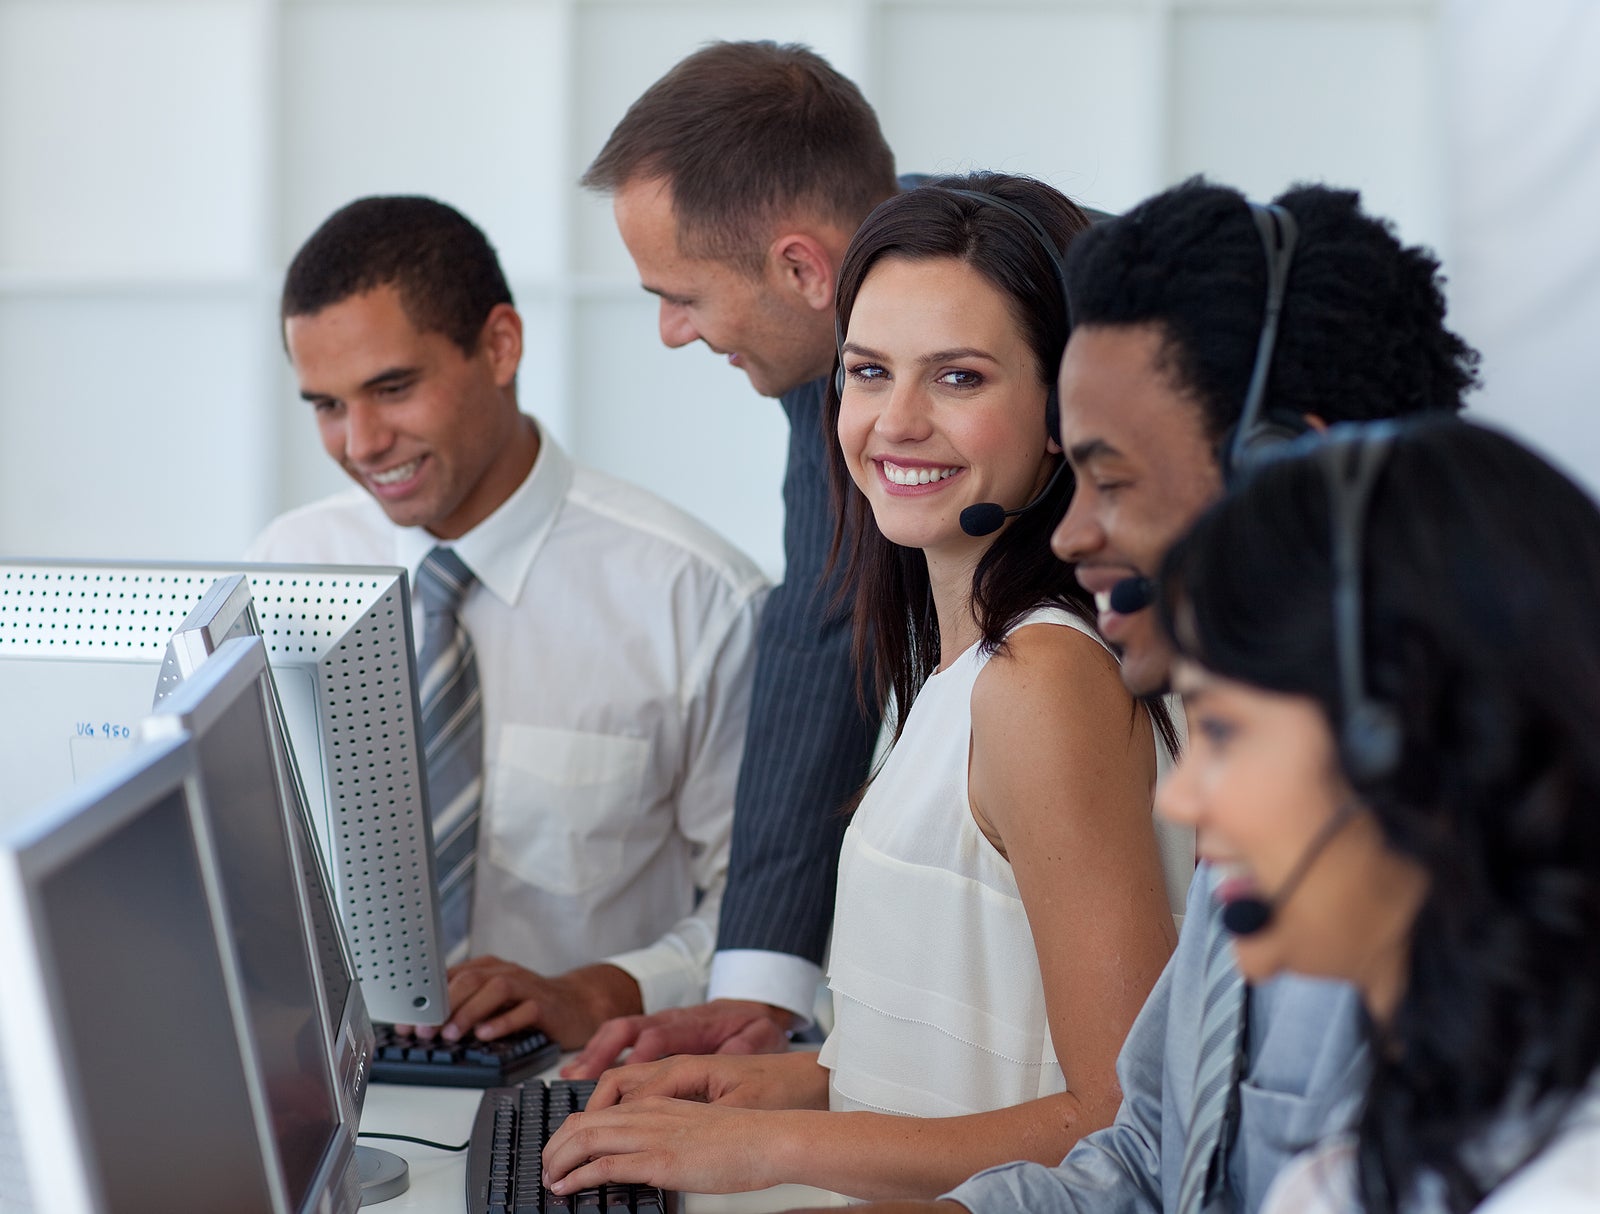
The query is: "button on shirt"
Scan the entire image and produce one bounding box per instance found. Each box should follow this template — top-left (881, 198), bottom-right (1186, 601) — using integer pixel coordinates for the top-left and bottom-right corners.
top-left (248, 423), bottom-right (768, 1011)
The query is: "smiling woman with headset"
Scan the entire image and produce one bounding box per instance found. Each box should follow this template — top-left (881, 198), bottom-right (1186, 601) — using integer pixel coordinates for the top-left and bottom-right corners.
top-left (1156, 417), bottom-right (1600, 1214)
top-left (540, 173), bottom-right (1182, 1200)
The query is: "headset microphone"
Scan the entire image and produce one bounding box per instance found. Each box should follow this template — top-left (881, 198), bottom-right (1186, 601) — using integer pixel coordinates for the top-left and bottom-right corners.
top-left (1108, 576), bottom-right (1154, 615)
top-left (1220, 893), bottom-right (1274, 938)
top-left (959, 461), bottom-right (1071, 538)
top-left (846, 185), bottom-right (1074, 543)
top-left (1221, 801), bottom-right (1359, 936)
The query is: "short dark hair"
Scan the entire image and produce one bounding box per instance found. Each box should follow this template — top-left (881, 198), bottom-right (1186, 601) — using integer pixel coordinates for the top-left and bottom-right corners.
top-left (281, 195), bottom-right (513, 354)
top-left (581, 40), bottom-right (897, 274)
top-left (1160, 417), bottom-right (1600, 1214)
top-left (1064, 178), bottom-right (1479, 442)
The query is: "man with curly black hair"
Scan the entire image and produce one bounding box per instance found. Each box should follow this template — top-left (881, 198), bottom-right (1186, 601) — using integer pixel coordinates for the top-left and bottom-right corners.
top-left (1052, 178), bottom-right (1475, 697)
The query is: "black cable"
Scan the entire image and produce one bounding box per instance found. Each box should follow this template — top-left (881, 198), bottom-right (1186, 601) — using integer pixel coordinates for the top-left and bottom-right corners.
top-left (358, 1130), bottom-right (468, 1152)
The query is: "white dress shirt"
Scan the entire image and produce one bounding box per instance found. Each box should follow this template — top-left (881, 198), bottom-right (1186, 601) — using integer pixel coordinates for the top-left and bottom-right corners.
top-left (248, 423), bottom-right (768, 1012)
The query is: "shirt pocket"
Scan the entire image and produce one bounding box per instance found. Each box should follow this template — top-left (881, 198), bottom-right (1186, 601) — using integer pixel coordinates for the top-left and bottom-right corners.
top-left (1234, 1078), bottom-right (1338, 1176)
top-left (485, 724), bottom-right (650, 898)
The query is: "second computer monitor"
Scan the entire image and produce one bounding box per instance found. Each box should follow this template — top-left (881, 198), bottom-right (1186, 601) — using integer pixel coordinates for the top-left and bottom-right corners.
top-left (0, 559), bottom-right (447, 1026)
top-left (143, 634), bottom-right (369, 1210)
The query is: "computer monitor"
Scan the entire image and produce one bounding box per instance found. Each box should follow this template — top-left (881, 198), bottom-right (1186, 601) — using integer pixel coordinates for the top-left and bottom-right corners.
top-left (0, 730), bottom-right (356, 1214)
top-left (142, 634), bottom-right (370, 1208)
top-left (151, 577), bottom-right (375, 1120)
top-left (0, 559), bottom-right (448, 1027)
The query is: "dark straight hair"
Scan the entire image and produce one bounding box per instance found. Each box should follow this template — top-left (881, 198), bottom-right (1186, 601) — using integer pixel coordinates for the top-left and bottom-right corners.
top-left (1159, 417), bottom-right (1600, 1214)
top-left (826, 172), bottom-right (1177, 755)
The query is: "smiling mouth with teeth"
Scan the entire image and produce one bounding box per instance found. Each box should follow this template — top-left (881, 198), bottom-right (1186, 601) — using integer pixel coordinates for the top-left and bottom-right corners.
top-left (881, 461), bottom-right (959, 486)
top-left (369, 458), bottom-right (422, 486)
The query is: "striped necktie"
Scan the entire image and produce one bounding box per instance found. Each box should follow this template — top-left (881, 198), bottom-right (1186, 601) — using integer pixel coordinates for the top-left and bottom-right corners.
top-left (415, 546), bottom-right (484, 966)
top-left (1176, 909), bottom-right (1248, 1214)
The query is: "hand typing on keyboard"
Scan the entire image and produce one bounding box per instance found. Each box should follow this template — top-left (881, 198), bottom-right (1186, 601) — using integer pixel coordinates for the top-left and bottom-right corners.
top-left (467, 1080), bottom-right (676, 1214)
top-left (395, 955), bottom-right (644, 1050)
top-left (540, 1093), bottom-right (799, 1197)
top-left (540, 1053), bottom-right (829, 1196)
top-left (583, 1050), bottom-right (829, 1113)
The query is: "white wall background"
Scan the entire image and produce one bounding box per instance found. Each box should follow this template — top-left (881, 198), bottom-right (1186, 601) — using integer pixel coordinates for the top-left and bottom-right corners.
top-left (0, 0), bottom-right (1590, 577)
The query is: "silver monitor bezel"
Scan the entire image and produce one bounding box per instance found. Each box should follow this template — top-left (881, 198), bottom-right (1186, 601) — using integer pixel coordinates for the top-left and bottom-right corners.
top-left (158, 575), bottom-right (376, 1125)
top-left (143, 635), bottom-right (363, 1214)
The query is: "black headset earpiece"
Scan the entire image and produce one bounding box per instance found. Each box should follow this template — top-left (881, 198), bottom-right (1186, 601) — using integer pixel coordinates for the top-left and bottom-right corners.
top-left (1222, 202), bottom-right (1310, 483)
top-left (834, 186), bottom-right (1068, 446)
top-left (1320, 424), bottom-right (1404, 784)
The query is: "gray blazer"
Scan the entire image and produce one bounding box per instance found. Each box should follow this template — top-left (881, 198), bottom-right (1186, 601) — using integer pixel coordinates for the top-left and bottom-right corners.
top-left (946, 863), bottom-right (1369, 1214)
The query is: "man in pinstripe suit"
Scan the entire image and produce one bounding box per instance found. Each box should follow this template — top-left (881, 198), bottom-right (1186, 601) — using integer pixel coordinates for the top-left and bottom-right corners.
top-left (566, 40), bottom-right (903, 1074)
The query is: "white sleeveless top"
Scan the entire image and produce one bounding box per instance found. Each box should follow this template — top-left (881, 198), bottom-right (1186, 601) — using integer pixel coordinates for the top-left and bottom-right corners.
top-left (818, 606), bottom-right (1098, 1117)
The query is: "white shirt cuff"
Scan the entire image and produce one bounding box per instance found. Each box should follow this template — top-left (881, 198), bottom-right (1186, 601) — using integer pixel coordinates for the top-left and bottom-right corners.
top-left (708, 949), bottom-right (823, 1028)
top-left (605, 944), bottom-right (707, 1016)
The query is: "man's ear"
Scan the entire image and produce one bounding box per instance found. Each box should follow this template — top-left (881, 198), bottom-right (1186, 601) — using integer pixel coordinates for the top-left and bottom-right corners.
top-left (480, 302), bottom-right (524, 388)
top-left (767, 232), bottom-right (836, 313)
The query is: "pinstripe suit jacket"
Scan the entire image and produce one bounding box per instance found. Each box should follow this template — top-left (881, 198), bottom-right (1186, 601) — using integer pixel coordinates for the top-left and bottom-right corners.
top-left (713, 374), bottom-right (881, 966)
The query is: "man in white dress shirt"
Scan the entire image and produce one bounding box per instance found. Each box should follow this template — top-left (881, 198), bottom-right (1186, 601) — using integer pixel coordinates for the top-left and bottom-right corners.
top-left (250, 195), bottom-right (767, 1049)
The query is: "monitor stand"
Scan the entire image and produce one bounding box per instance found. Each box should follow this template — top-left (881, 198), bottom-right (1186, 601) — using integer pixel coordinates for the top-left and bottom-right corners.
top-left (356, 1146), bottom-right (409, 1205)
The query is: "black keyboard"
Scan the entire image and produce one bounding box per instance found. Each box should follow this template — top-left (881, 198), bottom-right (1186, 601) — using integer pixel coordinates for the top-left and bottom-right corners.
top-left (368, 1022), bottom-right (560, 1088)
top-left (466, 1079), bottom-right (676, 1214)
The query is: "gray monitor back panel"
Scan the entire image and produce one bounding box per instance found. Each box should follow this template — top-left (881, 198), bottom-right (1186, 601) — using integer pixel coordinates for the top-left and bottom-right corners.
top-left (0, 560), bottom-right (446, 1024)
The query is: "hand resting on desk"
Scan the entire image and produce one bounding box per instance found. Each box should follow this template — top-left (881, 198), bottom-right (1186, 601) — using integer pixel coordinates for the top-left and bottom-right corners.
top-left (561, 998), bottom-right (792, 1079)
top-left (585, 1051), bottom-right (829, 1112)
top-left (394, 956), bottom-right (641, 1050)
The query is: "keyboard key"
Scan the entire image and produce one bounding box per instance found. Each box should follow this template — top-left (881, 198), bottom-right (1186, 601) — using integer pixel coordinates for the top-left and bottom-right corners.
top-left (466, 1080), bottom-right (674, 1214)
top-left (370, 1022), bottom-right (559, 1088)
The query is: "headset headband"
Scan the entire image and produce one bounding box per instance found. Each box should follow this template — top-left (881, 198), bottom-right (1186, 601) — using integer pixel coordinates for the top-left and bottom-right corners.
top-left (1224, 202), bottom-right (1301, 480)
top-left (1319, 421), bottom-right (1403, 782)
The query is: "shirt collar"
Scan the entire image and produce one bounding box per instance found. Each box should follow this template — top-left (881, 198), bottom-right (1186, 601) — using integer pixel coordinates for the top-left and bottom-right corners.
top-left (393, 417), bottom-right (572, 606)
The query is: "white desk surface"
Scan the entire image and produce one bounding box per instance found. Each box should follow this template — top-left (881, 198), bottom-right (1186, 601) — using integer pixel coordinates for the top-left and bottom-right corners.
top-left (358, 1074), bottom-right (848, 1214)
